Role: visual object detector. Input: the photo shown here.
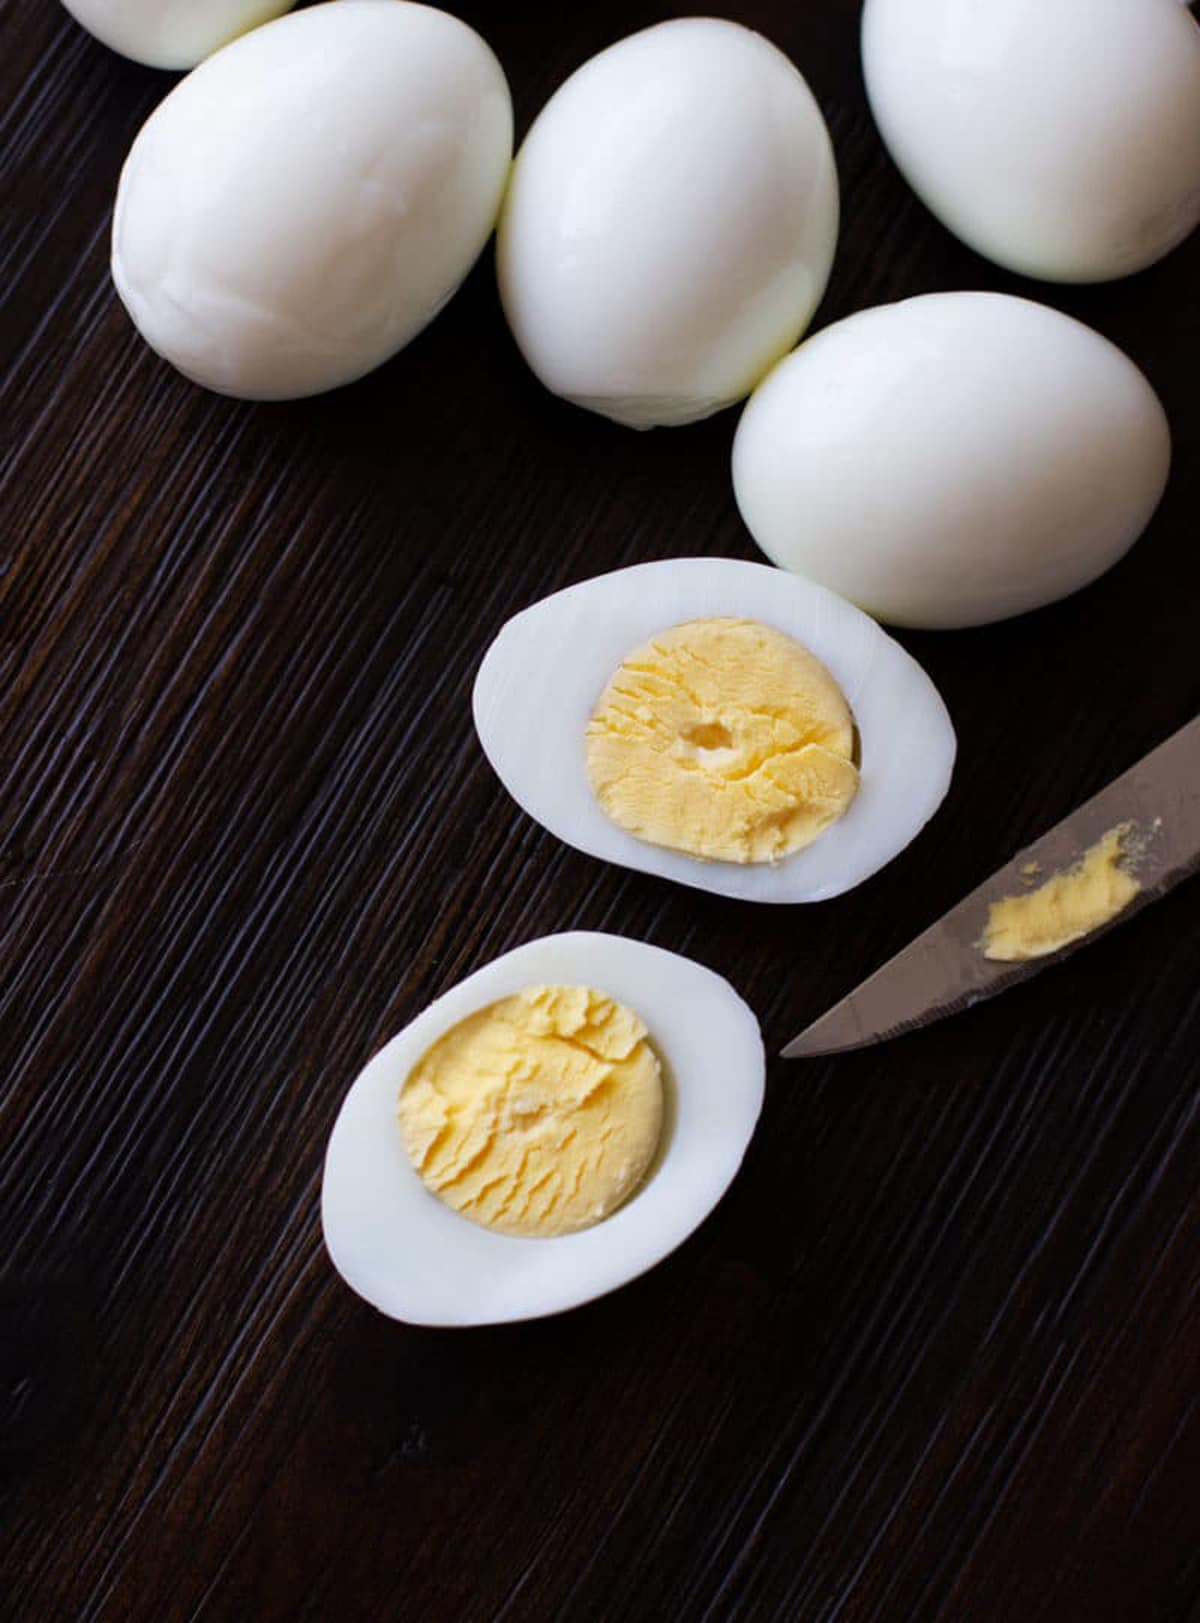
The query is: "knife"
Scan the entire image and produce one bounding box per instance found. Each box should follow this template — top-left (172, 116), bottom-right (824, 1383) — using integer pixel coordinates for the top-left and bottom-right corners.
top-left (783, 714), bottom-right (1200, 1058)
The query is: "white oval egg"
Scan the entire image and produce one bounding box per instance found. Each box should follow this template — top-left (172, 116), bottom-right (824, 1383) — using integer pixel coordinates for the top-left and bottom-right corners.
top-left (111, 2), bottom-right (513, 399)
top-left (60, 0), bottom-right (294, 69)
top-left (322, 933), bottom-right (764, 1327)
top-left (862, 0), bottom-right (1200, 283)
top-left (472, 559), bottom-right (955, 903)
top-left (496, 18), bottom-right (838, 429)
top-left (733, 293), bottom-right (1171, 631)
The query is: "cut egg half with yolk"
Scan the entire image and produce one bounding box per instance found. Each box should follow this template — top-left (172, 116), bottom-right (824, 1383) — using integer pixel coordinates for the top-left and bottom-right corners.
top-left (321, 933), bottom-right (764, 1326)
top-left (473, 559), bottom-right (956, 903)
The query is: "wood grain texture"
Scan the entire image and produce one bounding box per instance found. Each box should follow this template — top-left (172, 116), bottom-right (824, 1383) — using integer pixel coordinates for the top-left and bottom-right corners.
top-left (3, 3), bottom-right (1199, 1620)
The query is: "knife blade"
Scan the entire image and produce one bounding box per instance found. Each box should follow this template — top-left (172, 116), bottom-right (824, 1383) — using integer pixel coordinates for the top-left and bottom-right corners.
top-left (782, 714), bottom-right (1200, 1059)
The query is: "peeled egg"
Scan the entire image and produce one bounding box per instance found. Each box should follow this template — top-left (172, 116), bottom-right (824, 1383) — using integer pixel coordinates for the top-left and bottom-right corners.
top-left (322, 933), bottom-right (764, 1326)
top-left (496, 18), bottom-right (839, 428)
top-left (473, 559), bottom-right (955, 903)
top-left (733, 293), bottom-right (1171, 631)
top-left (862, 0), bottom-right (1200, 283)
top-left (60, 1), bottom-right (294, 68)
top-left (111, 2), bottom-right (512, 399)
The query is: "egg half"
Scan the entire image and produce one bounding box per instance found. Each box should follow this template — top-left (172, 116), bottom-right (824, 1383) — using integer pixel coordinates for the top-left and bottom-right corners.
top-left (322, 933), bottom-right (764, 1326)
top-left (496, 18), bottom-right (838, 428)
top-left (732, 292), bottom-right (1171, 630)
top-left (862, 0), bottom-right (1200, 283)
top-left (111, 2), bottom-right (512, 399)
top-left (473, 559), bottom-right (955, 903)
top-left (60, 0), bottom-right (295, 69)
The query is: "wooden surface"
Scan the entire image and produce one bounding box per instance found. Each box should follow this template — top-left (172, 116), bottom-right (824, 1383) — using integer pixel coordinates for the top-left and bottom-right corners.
top-left (4, 3), bottom-right (1200, 1619)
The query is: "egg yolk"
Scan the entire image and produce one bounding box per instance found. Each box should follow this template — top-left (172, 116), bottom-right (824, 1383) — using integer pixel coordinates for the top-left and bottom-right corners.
top-left (397, 985), bottom-right (664, 1238)
top-left (585, 618), bottom-right (859, 864)
top-left (983, 825), bottom-right (1141, 962)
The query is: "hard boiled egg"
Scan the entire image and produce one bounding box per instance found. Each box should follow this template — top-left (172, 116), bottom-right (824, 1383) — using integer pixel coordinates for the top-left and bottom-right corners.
top-left (111, 3), bottom-right (512, 399)
top-left (473, 559), bottom-right (955, 903)
top-left (322, 933), bottom-right (764, 1326)
top-left (862, 0), bottom-right (1200, 283)
top-left (733, 293), bottom-right (1171, 630)
top-left (496, 19), bottom-right (838, 428)
top-left (60, 0), bottom-right (294, 69)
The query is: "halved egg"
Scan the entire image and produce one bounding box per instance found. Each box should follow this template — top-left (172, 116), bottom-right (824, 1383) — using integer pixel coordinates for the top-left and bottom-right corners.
top-left (322, 933), bottom-right (764, 1326)
top-left (473, 559), bottom-right (956, 903)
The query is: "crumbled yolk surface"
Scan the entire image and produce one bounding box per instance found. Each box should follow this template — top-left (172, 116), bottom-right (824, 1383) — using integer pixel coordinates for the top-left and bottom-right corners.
top-left (983, 825), bottom-right (1141, 962)
top-left (584, 618), bottom-right (860, 865)
top-left (397, 986), bottom-right (664, 1238)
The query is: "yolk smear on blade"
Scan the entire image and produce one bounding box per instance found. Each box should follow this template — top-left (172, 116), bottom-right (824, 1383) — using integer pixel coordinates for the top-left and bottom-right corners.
top-left (397, 986), bottom-right (664, 1238)
top-left (584, 618), bottom-right (860, 865)
top-left (983, 824), bottom-right (1141, 962)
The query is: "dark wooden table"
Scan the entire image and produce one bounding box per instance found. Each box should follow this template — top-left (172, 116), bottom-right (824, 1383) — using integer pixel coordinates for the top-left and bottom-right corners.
top-left (5, 3), bottom-right (1199, 1619)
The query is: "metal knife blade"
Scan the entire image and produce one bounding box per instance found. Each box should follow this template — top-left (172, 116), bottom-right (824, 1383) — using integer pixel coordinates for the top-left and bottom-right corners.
top-left (782, 714), bottom-right (1200, 1059)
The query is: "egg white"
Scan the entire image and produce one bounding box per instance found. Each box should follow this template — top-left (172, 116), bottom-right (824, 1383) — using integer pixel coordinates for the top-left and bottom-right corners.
top-left (473, 559), bottom-right (956, 903)
top-left (321, 933), bottom-right (764, 1327)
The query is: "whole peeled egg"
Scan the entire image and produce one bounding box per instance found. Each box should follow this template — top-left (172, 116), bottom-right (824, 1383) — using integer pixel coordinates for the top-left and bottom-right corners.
top-left (59, 1), bottom-right (295, 69)
top-left (496, 19), bottom-right (839, 428)
top-left (862, 0), bottom-right (1200, 283)
top-left (111, 3), bottom-right (512, 399)
top-left (732, 293), bottom-right (1171, 630)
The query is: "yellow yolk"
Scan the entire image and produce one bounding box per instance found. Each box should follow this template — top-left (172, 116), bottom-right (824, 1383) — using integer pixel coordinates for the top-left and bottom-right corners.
top-left (983, 825), bottom-right (1141, 962)
top-left (584, 618), bottom-right (859, 865)
top-left (397, 985), bottom-right (664, 1237)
